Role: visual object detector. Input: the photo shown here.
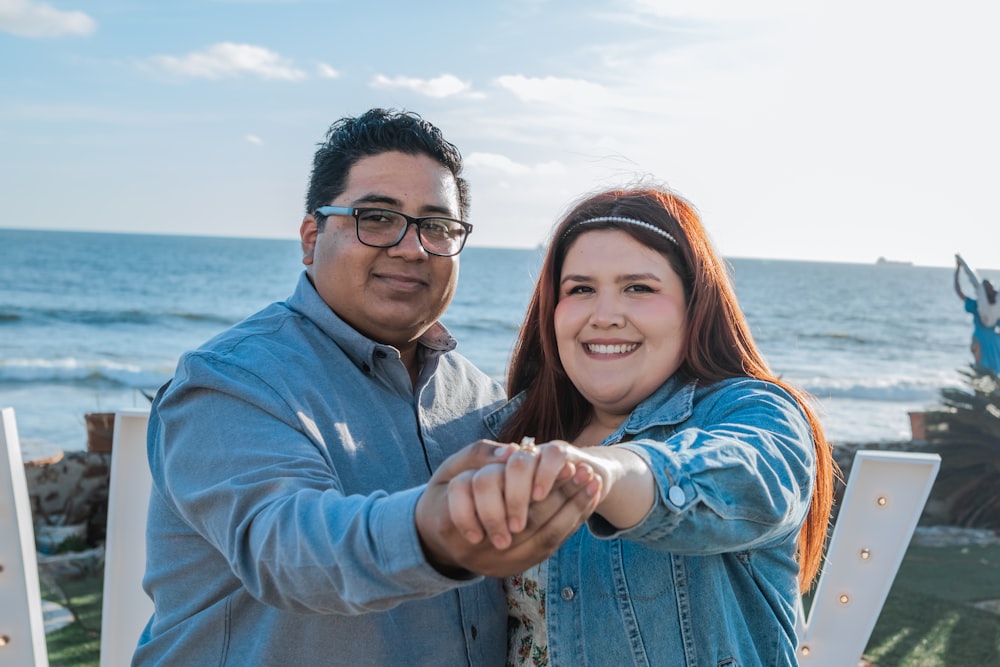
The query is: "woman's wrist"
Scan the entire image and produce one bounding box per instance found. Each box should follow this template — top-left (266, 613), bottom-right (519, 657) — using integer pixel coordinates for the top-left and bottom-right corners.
top-left (591, 447), bottom-right (655, 529)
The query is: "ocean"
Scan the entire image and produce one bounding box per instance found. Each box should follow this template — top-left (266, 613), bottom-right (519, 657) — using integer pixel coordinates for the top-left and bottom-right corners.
top-left (1, 228), bottom-right (990, 460)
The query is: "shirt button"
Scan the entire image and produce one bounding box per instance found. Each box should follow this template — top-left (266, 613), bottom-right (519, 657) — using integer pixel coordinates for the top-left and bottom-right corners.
top-left (375, 350), bottom-right (387, 359)
top-left (361, 363), bottom-right (371, 374)
top-left (470, 624), bottom-right (478, 639)
top-left (560, 587), bottom-right (575, 601)
top-left (668, 485), bottom-right (686, 507)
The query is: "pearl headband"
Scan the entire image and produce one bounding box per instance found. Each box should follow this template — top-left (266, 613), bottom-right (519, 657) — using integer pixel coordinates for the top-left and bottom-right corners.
top-left (563, 216), bottom-right (677, 246)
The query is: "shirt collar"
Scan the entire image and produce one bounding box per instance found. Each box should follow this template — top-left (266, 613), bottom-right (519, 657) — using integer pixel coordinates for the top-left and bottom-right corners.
top-left (286, 271), bottom-right (457, 373)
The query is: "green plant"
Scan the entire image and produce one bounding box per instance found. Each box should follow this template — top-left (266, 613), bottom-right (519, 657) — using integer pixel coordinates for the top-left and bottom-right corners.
top-left (55, 535), bottom-right (90, 554)
top-left (920, 365), bottom-right (1000, 528)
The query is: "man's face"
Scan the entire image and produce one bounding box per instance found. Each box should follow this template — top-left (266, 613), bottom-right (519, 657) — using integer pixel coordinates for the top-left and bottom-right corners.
top-left (300, 151), bottom-right (462, 349)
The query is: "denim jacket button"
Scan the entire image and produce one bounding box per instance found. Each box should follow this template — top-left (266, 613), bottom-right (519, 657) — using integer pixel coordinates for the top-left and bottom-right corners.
top-left (560, 586), bottom-right (575, 601)
top-left (668, 485), bottom-right (686, 507)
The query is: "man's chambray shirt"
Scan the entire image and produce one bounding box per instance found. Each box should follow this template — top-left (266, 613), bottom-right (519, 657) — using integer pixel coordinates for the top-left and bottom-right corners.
top-left (135, 272), bottom-right (507, 666)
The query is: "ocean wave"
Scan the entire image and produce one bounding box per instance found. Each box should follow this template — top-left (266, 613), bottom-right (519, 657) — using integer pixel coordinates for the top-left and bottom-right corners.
top-left (800, 376), bottom-right (958, 403)
top-left (807, 331), bottom-right (870, 344)
top-left (0, 358), bottom-right (170, 389)
top-left (447, 317), bottom-right (521, 334)
top-left (1, 306), bottom-right (236, 327)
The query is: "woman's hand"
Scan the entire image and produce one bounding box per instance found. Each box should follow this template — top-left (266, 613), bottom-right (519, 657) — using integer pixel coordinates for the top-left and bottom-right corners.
top-left (416, 440), bottom-right (603, 577)
top-left (447, 439), bottom-right (657, 549)
top-left (447, 439), bottom-right (614, 549)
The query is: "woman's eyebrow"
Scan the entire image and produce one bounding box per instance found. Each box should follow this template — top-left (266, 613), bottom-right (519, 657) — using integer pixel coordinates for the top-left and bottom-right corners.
top-left (561, 272), bottom-right (661, 284)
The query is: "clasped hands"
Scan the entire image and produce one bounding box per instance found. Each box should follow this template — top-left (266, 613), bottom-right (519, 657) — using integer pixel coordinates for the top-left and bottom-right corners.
top-left (415, 437), bottom-right (611, 578)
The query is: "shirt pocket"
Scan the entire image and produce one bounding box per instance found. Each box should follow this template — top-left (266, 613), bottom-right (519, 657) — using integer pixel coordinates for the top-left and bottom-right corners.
top-left (597, 540), bottom-right (674, 603)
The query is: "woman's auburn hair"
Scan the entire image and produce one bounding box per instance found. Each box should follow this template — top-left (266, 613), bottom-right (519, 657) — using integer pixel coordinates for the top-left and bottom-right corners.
top-left (499, 186), bottom-right (836, 591)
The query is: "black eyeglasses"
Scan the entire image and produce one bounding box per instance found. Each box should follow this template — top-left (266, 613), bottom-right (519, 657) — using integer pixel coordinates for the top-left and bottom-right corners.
top-left (314, 206), bottom-right (473, 257)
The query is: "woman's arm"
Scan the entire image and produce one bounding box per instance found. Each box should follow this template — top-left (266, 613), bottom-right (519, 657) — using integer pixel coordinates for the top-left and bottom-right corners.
top-left (445, 441), bottom-right (654, 549)
top-left (608, 380), bottom-right (816, 554)
top-left (575, 445), bottom-right (655, 529)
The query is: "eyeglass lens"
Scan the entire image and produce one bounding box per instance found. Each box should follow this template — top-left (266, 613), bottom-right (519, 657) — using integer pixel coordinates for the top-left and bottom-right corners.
top-left (356, 209), bottom-right (467, 256)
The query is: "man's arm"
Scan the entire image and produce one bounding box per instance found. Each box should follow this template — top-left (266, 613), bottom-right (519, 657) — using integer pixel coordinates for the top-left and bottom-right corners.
top-left (151, 366), bottom-right (514, 615)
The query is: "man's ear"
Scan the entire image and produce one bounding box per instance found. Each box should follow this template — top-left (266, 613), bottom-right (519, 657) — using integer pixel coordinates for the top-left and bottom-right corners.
top-left (300, 214), bottom-right (319, 265)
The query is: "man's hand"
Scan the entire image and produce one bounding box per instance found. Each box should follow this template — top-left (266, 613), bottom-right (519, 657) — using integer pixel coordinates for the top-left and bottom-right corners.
top-left (415, 440), bottom-right (601, 578)
top-left (446, 439), bottom-right (656, 548)
top-left (448, 441), bottom-right (610, 550)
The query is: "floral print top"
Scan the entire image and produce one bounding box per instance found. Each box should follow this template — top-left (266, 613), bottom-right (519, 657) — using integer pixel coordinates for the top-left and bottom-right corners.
top-left (505, 560), bottom-right (549, 666)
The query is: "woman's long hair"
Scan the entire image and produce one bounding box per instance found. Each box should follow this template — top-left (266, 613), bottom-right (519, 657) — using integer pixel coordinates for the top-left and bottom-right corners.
top-left (499, 186), bottom-right (835, 591)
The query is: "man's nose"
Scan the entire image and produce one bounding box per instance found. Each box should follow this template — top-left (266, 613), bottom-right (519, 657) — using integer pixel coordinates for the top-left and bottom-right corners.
top-left (388, 221), bottom-right (428, 258)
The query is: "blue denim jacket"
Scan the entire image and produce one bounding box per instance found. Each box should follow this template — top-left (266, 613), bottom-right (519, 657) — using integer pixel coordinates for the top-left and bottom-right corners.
top-left (487, 375), bottom-right (815, 667)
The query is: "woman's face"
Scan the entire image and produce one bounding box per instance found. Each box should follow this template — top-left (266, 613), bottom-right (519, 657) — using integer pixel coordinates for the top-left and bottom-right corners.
top-left (554, 229), bottom-right (687, 423)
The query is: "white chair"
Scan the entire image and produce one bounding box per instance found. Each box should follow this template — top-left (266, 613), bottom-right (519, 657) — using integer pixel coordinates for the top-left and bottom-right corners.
top-left (0, 406), bottom-right (49, 667)
top-left (795, 449), bottom-right (941, 666)
top-left (99, 409), bottom-right (153, 667)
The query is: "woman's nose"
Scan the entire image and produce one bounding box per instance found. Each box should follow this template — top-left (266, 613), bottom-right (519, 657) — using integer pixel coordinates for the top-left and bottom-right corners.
top-left (590, 294), bottom-right (625, 328)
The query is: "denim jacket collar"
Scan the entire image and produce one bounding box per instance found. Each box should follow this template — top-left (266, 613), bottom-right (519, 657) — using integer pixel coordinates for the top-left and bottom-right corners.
top-left (486, 373), bottom-right (698, 442)
top-left (619, 374), bottom-right (697, 435)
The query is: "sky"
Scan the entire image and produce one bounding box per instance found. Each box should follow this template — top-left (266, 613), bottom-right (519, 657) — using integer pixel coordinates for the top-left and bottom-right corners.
top-left (1, 0), bottom-right (998, 267)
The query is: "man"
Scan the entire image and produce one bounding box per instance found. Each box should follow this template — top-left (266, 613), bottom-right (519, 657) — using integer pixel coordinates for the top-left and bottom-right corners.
top-left (135, 109), bottom-right (597, 666)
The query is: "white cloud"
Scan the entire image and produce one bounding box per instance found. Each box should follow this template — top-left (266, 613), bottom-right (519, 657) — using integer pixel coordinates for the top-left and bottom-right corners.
top-left (370, 73), bottom-right (481, 99)
top-left (618, 0), bottom-right (806, 21)
top-left (149, 43), bottom-right (307, 81)
top-left (316, 63), bottom-right (339, 79)
top-left (466, 152), bottom-right (566, 176)
top-left (0, 0), bottom-right (96, 37)
top-left (495, 75), bottom-right (607, 106)
top-left (245, 134), bottom-right (263, 145)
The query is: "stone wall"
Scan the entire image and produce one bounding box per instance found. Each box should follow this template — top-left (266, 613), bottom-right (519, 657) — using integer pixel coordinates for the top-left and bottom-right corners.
top-left (24, 450), bottom-right (111, 549)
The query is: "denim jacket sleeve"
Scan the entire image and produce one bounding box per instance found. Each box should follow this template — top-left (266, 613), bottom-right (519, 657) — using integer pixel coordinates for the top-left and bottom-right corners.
top-left (595, 377), bottom-right (816, 555)
top-left (150, 354), bottom-right (478, 616)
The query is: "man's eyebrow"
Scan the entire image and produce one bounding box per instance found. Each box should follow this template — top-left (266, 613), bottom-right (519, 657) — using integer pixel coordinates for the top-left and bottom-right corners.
top-left (352, 194), bottom-right (401, 208)
top-left (352, 193), bottom-right (455, 217)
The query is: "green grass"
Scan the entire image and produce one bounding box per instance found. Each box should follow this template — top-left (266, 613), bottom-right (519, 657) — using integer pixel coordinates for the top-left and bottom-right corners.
top-left (39, 542), bottom-right (1000, 666)
top-left (42, 571), bottom-right (103, 666)
top-left (862, 542), bottom-right (1000, 666)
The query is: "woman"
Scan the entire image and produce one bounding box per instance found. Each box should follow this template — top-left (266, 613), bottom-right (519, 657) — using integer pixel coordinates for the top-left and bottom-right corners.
top-left (450, 186), bottom-right (835, 666)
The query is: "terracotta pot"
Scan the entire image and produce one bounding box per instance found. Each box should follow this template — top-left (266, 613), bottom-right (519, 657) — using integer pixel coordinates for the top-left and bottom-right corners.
top-left (908, 411), bottom-right (927, 441)
top-left (86, 412), bottom-right (115, 453)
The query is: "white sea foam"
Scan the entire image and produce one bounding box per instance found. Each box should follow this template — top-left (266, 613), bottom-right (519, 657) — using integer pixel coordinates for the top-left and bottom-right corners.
top-left (799, 376), bottom-right (961, 403)
top-left (0, 357), bottom-right (167, 388)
